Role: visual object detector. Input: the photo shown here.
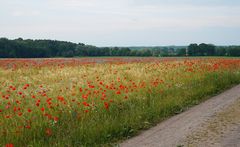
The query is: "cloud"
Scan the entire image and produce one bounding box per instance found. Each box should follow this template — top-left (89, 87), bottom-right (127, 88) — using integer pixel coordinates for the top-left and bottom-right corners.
top-left (41, 1), bottom-right (240, 30)
top-left (11, 10), bottom-right (40, 17)
top-left (1, 0), bottom-right (240, 45)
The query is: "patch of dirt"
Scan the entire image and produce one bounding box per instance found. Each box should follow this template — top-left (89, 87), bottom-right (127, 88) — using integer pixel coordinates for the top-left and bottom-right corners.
top-left (184, 99), bottom-right (240, 147)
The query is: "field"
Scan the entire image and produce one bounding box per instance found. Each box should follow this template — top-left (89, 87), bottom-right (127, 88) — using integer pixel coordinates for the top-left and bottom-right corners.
top-left (1, 57), bottom-right (240, 146)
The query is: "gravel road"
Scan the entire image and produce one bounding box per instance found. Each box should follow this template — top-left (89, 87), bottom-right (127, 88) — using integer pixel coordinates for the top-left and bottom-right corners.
top-left (121, 84), bottom-right (240, 147)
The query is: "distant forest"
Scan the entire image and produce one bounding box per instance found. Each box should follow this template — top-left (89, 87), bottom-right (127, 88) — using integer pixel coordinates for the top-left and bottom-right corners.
top-left (0, 38), bottom-right (240, 58)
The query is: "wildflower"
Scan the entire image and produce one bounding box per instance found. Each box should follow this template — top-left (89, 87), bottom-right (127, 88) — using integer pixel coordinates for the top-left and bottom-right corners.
top-left (41, 107), bottom-right (45, 112)
top-left (83, 102), bottom-right (89, 107)
top-left (104, 102), bottom-right (109, 110)
top-left (45, 128), bottom-right (52, 136)
top-left (5, 144), bottom-right (14, 147)
top-left (79, 88), bottom-right (83, 92)
top-left (27, 108), bottom-right (32, 113)
top-left (57, 96), bottom-right (65, 102)
top-left (53, 117), bottom-right (59, 122)
top-left (25, 125), bottom-right (31, 129)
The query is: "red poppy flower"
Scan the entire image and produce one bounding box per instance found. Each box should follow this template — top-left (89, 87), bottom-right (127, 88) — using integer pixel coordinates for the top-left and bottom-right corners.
top-left (53, 117), bottom-right (59, 122)
top-left (104, 102), bottom-right (109, 110)
top-left (18, 112), bottom-right (23, 116)
top-left (5, 144), bottom-right (14, 147)
top-left (25, 125), bottom-right (31, 129)
top-left (45, 128), bottom-right (52, 136)
top-left (27, 108), bottom-right (32, 113)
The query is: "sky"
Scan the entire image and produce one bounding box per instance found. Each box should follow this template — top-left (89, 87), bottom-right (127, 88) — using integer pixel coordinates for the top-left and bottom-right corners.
top-left (0, 0), bottom-right (240, 46)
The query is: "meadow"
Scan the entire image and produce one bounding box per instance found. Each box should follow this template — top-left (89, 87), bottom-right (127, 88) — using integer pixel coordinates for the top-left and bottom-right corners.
top-left (1, 57), bottom-right (240, 146)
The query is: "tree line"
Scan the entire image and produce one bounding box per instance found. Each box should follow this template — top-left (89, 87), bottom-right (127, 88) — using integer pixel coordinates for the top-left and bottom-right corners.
top-left (0, 38), bottom-right (240, 58)
top-left (188, 43), bottom-right (240, 56)
top-left (0, 38), bottom-right (153, 58)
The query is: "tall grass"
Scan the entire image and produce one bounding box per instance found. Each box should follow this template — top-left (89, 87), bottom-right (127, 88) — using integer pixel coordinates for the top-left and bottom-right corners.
top-left (0, 58), bottom-right (240, 146)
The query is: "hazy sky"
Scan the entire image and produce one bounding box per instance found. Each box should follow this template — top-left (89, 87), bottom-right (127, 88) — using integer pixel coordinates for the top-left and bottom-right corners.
top-left (1, 0), bottom-right (240, 46)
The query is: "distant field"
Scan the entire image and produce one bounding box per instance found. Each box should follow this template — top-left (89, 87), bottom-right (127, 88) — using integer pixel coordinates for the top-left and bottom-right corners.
top-left (1, 57), bottom-right (240, 146)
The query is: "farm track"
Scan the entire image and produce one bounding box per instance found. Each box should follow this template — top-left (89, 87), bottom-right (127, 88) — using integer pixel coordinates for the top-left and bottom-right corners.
top-left (121, 84), bottom-right (240, 147)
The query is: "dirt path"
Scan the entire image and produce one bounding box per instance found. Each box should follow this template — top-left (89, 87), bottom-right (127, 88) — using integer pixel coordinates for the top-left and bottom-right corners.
top-left (120, 85), bottom-right (240, 147)
top-left (184, 98), bottom-right (240, 147)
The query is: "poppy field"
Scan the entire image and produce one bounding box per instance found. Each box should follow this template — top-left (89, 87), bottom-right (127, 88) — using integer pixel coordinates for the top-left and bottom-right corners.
top-left (1, 57), bottom-right (240, 146)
